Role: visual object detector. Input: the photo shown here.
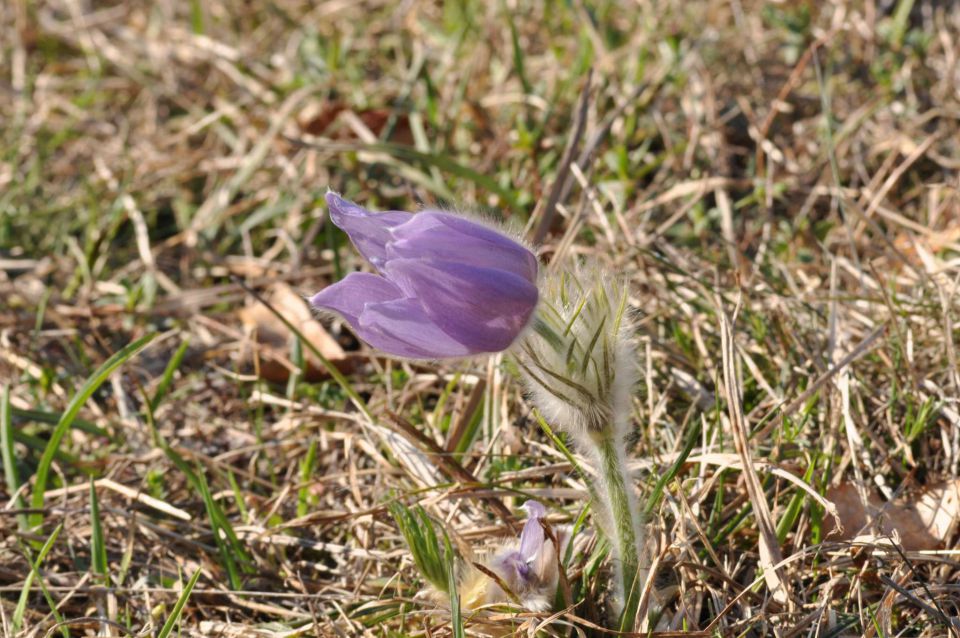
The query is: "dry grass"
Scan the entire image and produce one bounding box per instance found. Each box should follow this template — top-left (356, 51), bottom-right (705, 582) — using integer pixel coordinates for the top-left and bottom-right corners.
top-left (2, 0), bottom-right (960, 635)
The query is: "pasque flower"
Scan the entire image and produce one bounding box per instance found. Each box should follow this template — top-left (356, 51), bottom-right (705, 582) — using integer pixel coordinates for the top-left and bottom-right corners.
top-left (459, 500), bottom-right (564, 613)
top-left (489, 501), bottom-right (549, 592)
top-left (311, 193), bottom-right (539, 359)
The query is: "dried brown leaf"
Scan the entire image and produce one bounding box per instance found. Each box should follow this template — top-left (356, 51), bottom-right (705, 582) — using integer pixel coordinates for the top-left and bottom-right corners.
top-left (239, 282), bottom-right (351, 382)
top-left (824, 481), bottom-right (960, 551)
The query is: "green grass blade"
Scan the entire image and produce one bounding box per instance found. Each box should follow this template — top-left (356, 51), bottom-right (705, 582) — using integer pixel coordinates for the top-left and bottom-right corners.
top-left (506, 5), bottom-right (532, 96)
top-left (390, 501), bottom-right (450, 592)
top-left (11, 408), bottom-right (105, 437)
top-left (29, 332), bottom-right (157, 530)
top-left (644, 417), bottom-right (699, 516)
top-left (1, 385), bottom-right (28, 532)
top-left (286, 336), bottom-right (304, 404)
top-left (13, 523), bottom-right (65, 636)
top-left (890, 0), bottom-right (916, 47)
top-left (776, 454), bottom-right (818, 544)
top-left (297, 440), bottom-right (318, 518)
top-left (152, 432), bottom-right (250, 586)
top-left (150, 337), bottom-right (190, 412)
top-left (89, 478), bottom-right (109, 584)
top-left (188, 0), bottom-right (205, 34)
top-left (156, 569), bottom-right (202, 638)
top-left (431, 372), bottom-right (461, 434)
top-left (196, 469), bottom-right (244, 590)
top-left (226, 470), bottom-right (249, 522)
top-left (445, 534), bottom-right (464, 638)
top-left (451, 398), bottom-right (484, 457)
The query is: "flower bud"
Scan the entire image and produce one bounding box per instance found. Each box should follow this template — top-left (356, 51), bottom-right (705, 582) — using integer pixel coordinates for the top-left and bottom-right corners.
top-left (518, 268), bottom-right (636, 442)
top-left (459, 501), bottom-right (567, 613)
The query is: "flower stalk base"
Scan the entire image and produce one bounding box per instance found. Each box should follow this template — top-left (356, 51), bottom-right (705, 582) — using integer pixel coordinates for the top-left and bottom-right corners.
top-left (595, 430), bottom-right (643, 632)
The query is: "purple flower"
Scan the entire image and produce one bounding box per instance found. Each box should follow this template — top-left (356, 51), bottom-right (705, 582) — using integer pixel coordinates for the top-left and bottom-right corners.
top-left (310, 193), bottom-right (538, 359)
top-left (493, 500), bottom-right (548, 587)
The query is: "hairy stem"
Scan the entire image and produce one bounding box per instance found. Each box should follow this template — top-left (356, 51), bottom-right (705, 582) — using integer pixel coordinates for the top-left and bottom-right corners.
top-left (594, 431), bottom-right (642, 632)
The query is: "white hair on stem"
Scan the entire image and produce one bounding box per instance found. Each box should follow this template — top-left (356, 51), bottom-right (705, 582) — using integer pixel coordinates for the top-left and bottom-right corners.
top-left (517, 266), bottom-right (647, 629)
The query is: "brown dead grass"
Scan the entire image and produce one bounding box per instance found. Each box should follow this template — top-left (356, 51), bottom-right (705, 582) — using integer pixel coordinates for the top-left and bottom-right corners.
top-left (2, 0), bottom-right (960, 636)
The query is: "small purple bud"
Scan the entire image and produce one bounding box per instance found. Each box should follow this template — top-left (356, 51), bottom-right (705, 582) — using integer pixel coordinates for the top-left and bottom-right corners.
top-left (493, 500), bottom-right (548, 588)
top-left (519, 500), bottom-right (546, 563)
top-left (311, 193), bottom-right (538, 359)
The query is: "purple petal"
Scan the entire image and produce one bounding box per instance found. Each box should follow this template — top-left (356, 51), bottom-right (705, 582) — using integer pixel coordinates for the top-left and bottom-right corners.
top-left (496, 549), bottom-right (531, 583)
top-left (326, 193), bottom-right (411, 269)
top-left (358, 298), bottom-right (473, 359)
top-left (386, 212), bottom-right (537, 283)
top-left (521, 500), bottom-right (546, 519)
top-left (309, 272), bottom-right (403, 325)
top-left (309, 272), bottom-right (472, 359)
top-left (519, 502), bottom-right (545, 562)
top-left (383, 259), bottom-right (538, 353)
